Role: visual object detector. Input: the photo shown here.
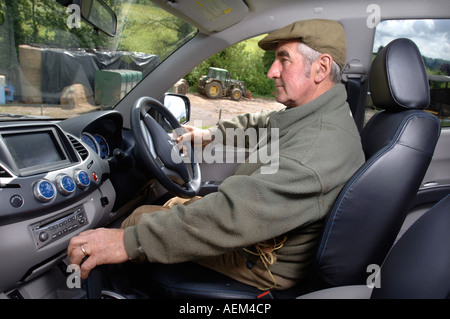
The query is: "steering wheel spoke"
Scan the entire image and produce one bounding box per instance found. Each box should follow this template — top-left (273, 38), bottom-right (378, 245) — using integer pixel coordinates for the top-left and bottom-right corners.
top-left (162, 165), bottom-right (186, 184)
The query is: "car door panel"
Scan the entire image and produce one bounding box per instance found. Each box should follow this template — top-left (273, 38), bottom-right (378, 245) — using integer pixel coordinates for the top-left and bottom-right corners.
top-left (400, 127), bottom-right (450, 239)
top-left (197, 145), bottom-right (247, 195)
top-left (416, 127), bottom-right (450, 205)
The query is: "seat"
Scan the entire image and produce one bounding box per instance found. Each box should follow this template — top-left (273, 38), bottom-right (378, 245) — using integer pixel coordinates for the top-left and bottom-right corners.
top-left (299, 194), bottom-right (450, 299)
top-left (149, 38), bottom-right (441, 298)
top-left (314, 39), bottom-right (441, 287)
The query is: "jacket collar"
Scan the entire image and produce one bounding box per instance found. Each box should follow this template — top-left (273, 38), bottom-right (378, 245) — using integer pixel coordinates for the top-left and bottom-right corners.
top-left (269, 83), bottom-right (348, 131)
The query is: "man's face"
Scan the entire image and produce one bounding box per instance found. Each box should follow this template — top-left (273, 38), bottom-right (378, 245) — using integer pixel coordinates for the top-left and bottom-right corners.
top-left (267, 40), bottom-right (316, 108)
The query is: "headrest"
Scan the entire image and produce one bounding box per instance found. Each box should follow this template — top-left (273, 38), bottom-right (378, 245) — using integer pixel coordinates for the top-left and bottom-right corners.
top-left (370, 38), bottom-right (430, 111)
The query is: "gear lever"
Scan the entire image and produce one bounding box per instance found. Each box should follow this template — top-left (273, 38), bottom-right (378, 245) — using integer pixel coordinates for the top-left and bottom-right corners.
top-left (82, 257), bottom-right (103, 299)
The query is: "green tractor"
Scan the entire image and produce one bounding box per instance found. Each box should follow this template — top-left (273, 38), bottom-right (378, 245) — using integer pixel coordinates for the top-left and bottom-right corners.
top-left (197, 67), bottom-right (251, 101)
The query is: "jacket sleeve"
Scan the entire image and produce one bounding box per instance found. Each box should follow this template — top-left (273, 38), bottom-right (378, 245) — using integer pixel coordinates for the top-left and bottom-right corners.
top-left (123, 154), bottom-right (324, 264)
top-left (209, 110), bottom-right (277, 146)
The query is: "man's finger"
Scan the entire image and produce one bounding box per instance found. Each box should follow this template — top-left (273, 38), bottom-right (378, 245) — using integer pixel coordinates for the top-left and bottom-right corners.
top-left (68, 237), bottom-right (87, 265)
top-left (80, 256), bottom-right (97, 279)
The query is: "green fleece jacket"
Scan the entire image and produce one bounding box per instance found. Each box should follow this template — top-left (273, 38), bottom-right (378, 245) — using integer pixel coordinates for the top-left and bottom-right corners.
top-left (124, 83), bottom-right (365, 280)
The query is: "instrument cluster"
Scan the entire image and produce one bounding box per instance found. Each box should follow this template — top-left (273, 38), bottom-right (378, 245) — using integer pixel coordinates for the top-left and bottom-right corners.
top-left (81, 132), bottom-right (110, 159)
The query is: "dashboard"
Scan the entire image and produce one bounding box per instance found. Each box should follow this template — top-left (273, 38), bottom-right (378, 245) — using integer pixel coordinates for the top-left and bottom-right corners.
top-left (0, 111), bottom-right (132, 294)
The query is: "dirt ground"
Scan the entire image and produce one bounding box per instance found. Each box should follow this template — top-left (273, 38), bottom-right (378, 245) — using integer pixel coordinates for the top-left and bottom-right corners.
top-left (187, 93), bottom-right (285, 127)
top-left (0, 93), bottom-right (285, 127)
top-left (0, 103), bottom-right (99, 120)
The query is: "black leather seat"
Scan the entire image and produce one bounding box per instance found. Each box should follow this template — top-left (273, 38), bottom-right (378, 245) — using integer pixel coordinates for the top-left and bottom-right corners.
top-left (299, 194), bottom-right (450, 299)
top-left (370, 194), bottom-right (450, 299)
top-left (149, 38), bottom-right (441, 298)
top-left (314, 38), bottom-right (441, 287)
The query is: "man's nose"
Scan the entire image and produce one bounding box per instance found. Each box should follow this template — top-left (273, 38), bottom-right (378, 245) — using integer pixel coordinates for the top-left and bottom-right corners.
top-left (267, 61), bottom-right (281, 79)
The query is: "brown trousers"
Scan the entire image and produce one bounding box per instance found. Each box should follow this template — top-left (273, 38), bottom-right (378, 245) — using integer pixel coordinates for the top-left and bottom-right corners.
top-left (121, 197), bottom-right (298, 290)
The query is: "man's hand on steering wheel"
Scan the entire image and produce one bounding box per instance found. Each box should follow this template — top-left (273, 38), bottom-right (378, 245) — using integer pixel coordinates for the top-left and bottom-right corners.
top-left (131, 97), bottom-right (201, 198)
top-left (175, 125), bottom-right (215, 153)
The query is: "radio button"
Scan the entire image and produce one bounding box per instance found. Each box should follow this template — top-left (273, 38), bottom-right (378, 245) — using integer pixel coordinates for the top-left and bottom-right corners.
top-left (39, 231), bottom-right (49, 242)
top-left (10, 195), bottom-right (24, 208)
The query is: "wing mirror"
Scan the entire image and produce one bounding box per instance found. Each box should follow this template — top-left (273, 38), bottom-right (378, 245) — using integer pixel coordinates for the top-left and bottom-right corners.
top-left (163, 93), bottom-right (191, 125)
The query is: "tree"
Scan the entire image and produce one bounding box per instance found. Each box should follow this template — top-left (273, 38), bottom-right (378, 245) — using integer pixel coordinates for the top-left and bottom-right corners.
top-left (2, 0), bottom-right (114, 50)
top-left (185, 41), bottom-right (276, 97)
top-left (440, 63), bottom-right (450, 76)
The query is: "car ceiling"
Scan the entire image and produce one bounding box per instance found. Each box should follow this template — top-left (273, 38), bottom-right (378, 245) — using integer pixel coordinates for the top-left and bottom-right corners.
top-left (153, 0), bottom-right (449, 34)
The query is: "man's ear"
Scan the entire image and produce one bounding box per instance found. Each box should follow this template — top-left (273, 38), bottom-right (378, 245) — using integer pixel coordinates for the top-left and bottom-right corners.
top-left (314, 54), bottom-right (333, 83)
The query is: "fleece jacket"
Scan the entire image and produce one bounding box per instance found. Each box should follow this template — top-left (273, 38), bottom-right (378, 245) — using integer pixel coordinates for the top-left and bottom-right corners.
top-left (123, 83), bottom-right (365, 280)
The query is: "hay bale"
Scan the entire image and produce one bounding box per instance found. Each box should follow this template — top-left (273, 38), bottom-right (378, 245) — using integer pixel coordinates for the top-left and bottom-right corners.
top-left (18, 45), bottom-right (43, 103)
top-left (174, 79), bottom-right (189, 95)
top-left (60, 84), bottom-right (94, 110)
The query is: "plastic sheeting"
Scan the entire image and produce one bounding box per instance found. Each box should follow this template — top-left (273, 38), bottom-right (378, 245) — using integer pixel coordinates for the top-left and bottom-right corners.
top-left (40, 48), bottom-right (158, 104)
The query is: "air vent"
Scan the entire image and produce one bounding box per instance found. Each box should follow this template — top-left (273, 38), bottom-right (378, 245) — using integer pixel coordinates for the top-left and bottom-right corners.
top-left (68, 135), bottom-right (89, 161)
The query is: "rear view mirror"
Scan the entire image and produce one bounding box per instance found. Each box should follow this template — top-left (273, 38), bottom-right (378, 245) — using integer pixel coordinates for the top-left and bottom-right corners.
top-left (80, 0), bottom-right (117, 36)
top-left (163, 93), bottom-right (191, 125)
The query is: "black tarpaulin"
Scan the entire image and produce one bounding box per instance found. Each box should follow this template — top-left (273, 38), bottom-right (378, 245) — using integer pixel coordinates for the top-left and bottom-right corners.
top-left (40, 48), bottom-right (158, 104)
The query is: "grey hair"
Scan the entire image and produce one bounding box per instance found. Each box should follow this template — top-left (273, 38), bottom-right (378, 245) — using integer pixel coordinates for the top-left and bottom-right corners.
top-left (298, 42), bottom-right (342, 84)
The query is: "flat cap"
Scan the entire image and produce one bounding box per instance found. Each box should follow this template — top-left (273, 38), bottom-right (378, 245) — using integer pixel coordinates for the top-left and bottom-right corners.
top-left (258, 19), bottom-right (347, 69)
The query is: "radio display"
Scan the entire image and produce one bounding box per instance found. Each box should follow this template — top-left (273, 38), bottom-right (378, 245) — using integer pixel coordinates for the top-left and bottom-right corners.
top-left (3, 130), bottom-right (67, 170)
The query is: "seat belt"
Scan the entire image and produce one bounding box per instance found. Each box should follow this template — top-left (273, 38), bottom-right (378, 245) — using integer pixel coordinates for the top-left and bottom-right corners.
top-left (342, 59), bottom-right (366, 130)
top-left (346, 77), bottom-right (362, 118)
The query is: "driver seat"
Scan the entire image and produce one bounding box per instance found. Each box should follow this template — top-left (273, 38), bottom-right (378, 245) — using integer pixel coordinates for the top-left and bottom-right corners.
top-left (149, 38), bottom-right (441, 298)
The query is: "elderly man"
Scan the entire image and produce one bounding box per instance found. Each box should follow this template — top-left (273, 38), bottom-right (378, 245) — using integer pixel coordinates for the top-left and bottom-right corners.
top-left (68, 19), bottom-right (365, 290)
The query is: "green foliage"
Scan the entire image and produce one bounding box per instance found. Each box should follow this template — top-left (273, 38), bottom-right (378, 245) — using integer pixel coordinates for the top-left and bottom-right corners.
top-left (117, 2), bottom-right (196, 58)
top-left (428, 66), bottom-right (450, 89)
top-left (0, 1), bottom-right (195, 63)
top-left (184, 41), bottom-right (276, 97)
top-left (0, 0), bottom-right (274, 96)
top-left (0, 0), bottom-right (114, 49)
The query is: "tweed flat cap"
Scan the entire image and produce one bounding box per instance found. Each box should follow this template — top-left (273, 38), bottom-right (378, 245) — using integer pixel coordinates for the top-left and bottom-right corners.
top-left (258, 19), bottom-right (347, 69)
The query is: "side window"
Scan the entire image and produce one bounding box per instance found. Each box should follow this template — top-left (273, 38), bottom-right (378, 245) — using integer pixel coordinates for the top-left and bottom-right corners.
top-left (183, 36), bottom-right (282, 128)
top-left (369, 19), bottom-right (450, 127)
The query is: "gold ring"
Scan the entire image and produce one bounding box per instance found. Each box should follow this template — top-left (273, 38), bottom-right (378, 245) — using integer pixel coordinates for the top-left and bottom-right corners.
top-left (80, 244), bottom-right (88, 256)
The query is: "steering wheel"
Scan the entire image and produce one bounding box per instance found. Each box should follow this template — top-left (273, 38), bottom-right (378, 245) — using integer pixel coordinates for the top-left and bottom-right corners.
top-left (131, 96), bottom-right (201, 198)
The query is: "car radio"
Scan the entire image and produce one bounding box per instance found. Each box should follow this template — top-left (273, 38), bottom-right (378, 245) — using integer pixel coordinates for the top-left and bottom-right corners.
top-left (30, 205), bottom-right (88, 250)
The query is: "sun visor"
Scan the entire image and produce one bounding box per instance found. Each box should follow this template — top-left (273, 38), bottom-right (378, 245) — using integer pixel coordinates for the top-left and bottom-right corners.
top-left (161, 0), bottom-right (249, 33)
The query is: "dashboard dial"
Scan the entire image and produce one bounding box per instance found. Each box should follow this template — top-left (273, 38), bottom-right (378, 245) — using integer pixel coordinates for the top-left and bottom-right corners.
top-left (33, 180), bottom-right (56, 202)
top-left (74, 170), bottom-right (91, 189)
top-left (94, 134), bottom-right (110, 159)
top-left (56, 175), bottom-right (76, 195)
top-left (81, 132), bottom-right (109, 159)
top-left (81, 133), bottom-right (98, 155)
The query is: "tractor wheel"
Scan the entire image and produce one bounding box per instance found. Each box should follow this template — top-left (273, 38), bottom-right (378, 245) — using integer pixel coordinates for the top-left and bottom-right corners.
top-left (197, 80), bottom-right (205, 95)
top-left (231, 88), bottom-right (242, 101)
top-left (205, 82), bottom-right (222, 99)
